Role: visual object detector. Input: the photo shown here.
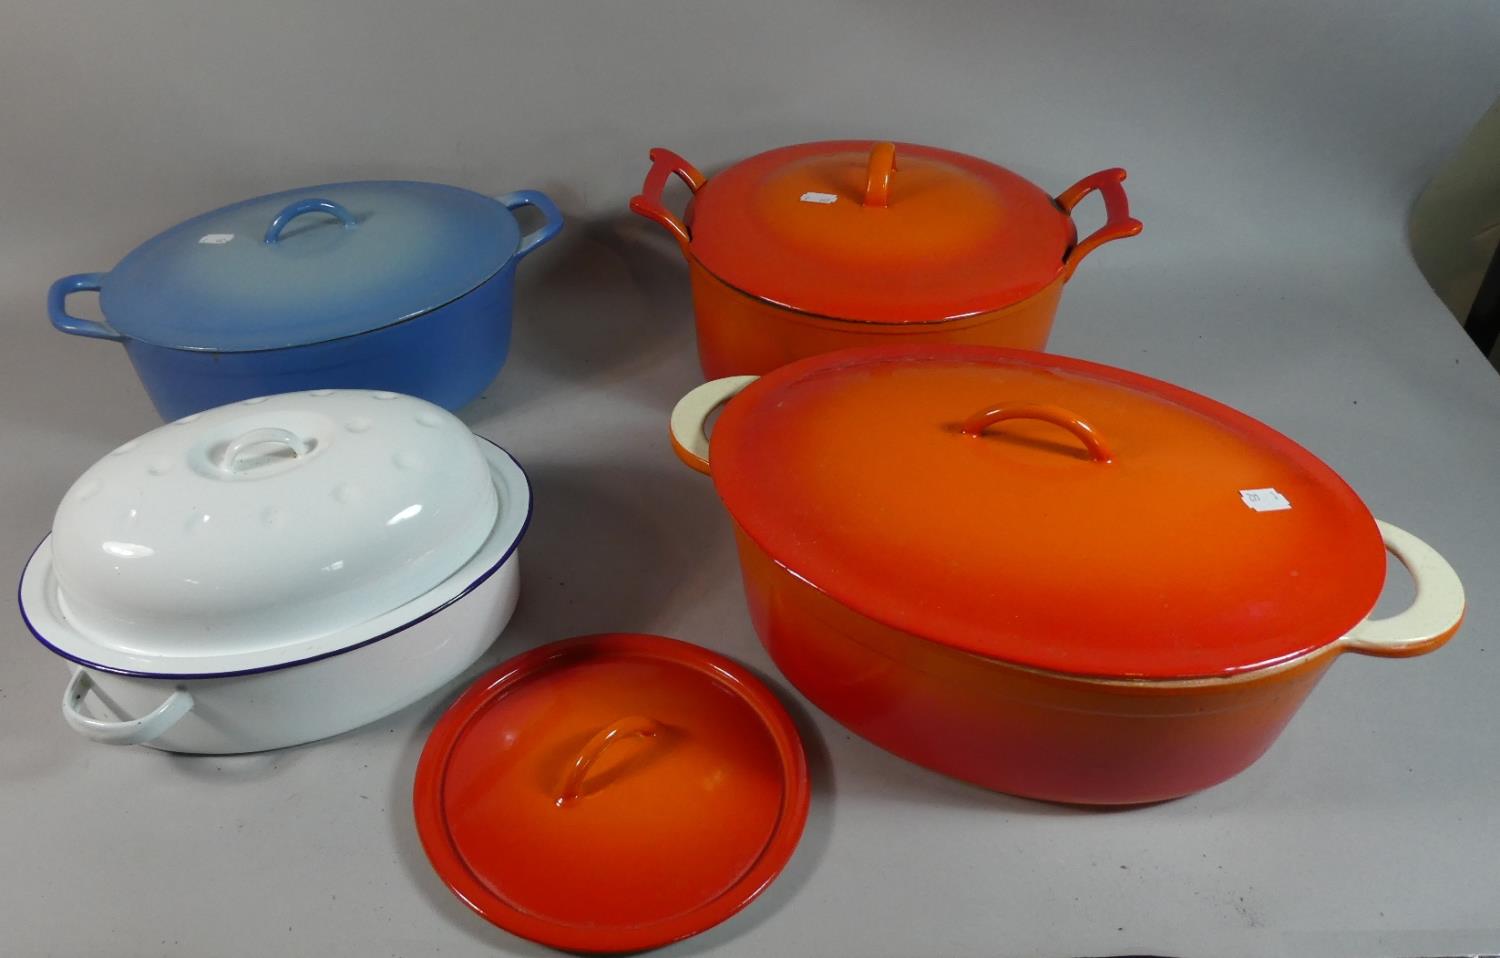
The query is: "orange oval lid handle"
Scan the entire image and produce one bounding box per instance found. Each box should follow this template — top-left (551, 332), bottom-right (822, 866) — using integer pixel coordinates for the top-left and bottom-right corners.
top-left (863, 142), bottom-right (898, 208)
top-left (555, 715), bottom-right (663, 807)
top-left (960, 403), bottom-right (1115, 464)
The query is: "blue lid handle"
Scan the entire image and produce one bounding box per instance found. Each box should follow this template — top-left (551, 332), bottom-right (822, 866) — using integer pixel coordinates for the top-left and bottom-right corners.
top-left (263, 198), bottom-right (359, 245)
top-left (496, 190), bottom-right (563, 262)
top-left (48, 272), bottom-right (124, 342)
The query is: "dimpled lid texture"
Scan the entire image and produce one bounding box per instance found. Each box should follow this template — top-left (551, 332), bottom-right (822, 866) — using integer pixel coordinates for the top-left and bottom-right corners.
top-left (49, 390), bottom-right (498, 659)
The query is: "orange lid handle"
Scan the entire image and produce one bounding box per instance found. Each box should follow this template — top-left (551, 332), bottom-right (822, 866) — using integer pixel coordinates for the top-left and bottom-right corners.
top-left (629, 148), bottom-right (708, 252)
top-left (863, 142), bottom-right (898, 208)
top-left (960, 403), bottom-right (1114, 463)
top-left (1055, 168), bottom-right (1143, 280)
top-left (555, 715), bottom-right (663, 807)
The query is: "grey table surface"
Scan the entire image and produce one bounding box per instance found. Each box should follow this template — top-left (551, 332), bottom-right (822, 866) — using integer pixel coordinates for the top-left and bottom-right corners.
top-left (2, 3), bottom-right (1499, 956)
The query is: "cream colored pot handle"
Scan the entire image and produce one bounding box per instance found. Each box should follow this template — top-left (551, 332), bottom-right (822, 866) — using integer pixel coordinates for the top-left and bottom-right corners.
top-left (669, 376), bottom-right (757, 475)
top-left (1339, 520), bottom-right (1465, 658)
top-left (62, 670), bottom-right (194, 746)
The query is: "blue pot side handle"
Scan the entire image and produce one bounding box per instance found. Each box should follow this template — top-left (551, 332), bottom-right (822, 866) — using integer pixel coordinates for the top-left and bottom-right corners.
top-left (496, 190), bottom-right (563, 262)
top-left (48, 272), bottom-right (123, 341)
top-left (264, 198), bottom-right (359, 245)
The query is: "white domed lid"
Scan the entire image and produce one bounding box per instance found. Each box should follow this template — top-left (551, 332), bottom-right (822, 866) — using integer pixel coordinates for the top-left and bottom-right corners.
top-left (50, 390), bottom-right (498, 658)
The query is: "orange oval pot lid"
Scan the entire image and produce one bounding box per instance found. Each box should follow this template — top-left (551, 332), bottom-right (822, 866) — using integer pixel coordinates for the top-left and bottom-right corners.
top-left (687, 140), bottom-right (1077, 323)
top-left (413, 633), bottom-right (810, 954)
top-left (709, 345), bottom-right (1387, 680)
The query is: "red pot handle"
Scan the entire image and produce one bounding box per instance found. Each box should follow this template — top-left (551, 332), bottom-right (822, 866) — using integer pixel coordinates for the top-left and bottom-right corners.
top-left (555, 715), bottom-right (662, 807)
top-left (628, 148), bottom-right (708, 253)
top-left (1056, 168), bottom-right (1142, 281)
top-left (961, 403), bottom-right (1114, 464)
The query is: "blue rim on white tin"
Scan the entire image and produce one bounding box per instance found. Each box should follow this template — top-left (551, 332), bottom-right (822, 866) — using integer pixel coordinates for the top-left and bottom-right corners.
top-left (18, 438), bottom-right (531, 680)
top-left (47, 182), bottom-right (563, 352)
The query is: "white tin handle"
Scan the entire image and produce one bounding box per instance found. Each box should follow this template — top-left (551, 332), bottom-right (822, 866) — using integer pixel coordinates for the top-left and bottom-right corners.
top-left (62, 670), bottom-right (194, 746)
top-left (1339, 520), bottom-right (1466, 658)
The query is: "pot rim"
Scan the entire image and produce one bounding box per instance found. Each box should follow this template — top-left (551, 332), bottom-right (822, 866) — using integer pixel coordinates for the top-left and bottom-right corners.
top-left (119, 272), bottom-right (508, 355)
top-left (687, 254), bottom-right (1066, 328)
top-left (662, 140), bottom-right (1098, 324)
top-left (730, 510), bottom-right (1462, 689)
top-left (19, 438), bottom-right (530, 680)
top-left (62, 181), bottom-right (563, 353)
top-left (738, 517), bottom-right (1349, 691)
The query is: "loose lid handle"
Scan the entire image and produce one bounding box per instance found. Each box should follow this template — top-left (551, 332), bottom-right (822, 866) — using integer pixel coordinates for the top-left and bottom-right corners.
top-left (629, 148), bottom-right (708, 252)
top-left (960, 403), bottom-right (1115, 463)
top-left (1339, 520), bottom-right (1466, 657)
top-left (556, 715), bottom-right (662, 807)
top-left (264, 198), bottom-right (358, 245)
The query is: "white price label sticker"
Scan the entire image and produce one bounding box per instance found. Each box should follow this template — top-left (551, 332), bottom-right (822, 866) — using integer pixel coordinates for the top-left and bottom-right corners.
top-left (1240, 487), bottom-right (1291, 512)
top-left (198, 233), bottom-right (235, 245)
top-left (799, 191), bottom-right (838, 205)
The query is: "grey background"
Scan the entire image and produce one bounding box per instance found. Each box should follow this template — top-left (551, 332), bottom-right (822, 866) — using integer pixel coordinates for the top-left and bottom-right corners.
top-left (3, 2), bottom-right (1499, 956)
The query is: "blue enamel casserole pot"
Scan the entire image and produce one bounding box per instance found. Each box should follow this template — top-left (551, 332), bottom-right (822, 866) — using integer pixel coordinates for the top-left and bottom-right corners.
top-left (48, 181), bottom-right (562, 420)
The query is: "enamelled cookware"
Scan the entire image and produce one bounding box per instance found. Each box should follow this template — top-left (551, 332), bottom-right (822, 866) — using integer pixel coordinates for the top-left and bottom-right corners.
top-left (18, 390), bottom-right (531, 753)
top-left (49, 181), bottom-right (563, 420)
top-left (415, 633), bottom-right (809, 954)
top-left (631, 140), bottom-right (1141, 378)
top-left (669, 345), bottom-right (1465, 805)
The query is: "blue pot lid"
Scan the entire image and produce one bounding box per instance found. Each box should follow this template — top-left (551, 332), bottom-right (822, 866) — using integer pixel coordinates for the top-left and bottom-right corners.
top-left (98, 181), bottom-right (532, 352)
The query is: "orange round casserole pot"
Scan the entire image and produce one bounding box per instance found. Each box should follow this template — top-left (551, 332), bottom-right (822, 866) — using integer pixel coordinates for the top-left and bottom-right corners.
top-left (667, 345), bottom-right (1466, 805)
top-left (630, 140), bottom-right (1141, 378)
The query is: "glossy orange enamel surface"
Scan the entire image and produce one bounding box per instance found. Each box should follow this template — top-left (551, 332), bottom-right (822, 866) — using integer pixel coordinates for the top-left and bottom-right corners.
top-left (683, 140), bottom-right (1081, 324)
top-left (735, 525), bottom-right (1336, 803)
top-left (688, 262), bottom-right (1064, 378)
top-left (413, 633), bottom-right (809, 954)
top-left (709, 345), bottom-right (1386, 680)
top-left (632, 141), bottom-right (1141, 377)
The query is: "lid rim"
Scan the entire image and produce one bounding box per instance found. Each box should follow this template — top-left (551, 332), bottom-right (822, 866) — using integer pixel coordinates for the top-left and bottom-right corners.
top-left (709, 344), bottom-right (1386, 681)
top-left (688, 249), bottom-right (1062, 325)
top-left (106, 265), bottom-right (504, 353)
top-left (685, 140), bottom-right (1074, 322)
top-left (20, 440), bottom-right (531, 679)
top-left (45, 392), bottom-right (505, 660)
top-left (730, 511), bottom-right (1367, 683)
top-left (96, 180), bottom-right (523, 352)
top-left (413, 633), bottom-right (810, 954)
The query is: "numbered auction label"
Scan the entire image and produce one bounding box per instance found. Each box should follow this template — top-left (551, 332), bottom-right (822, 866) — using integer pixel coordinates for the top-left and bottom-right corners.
top-left (1240, 487), bottom-right (1292, 512)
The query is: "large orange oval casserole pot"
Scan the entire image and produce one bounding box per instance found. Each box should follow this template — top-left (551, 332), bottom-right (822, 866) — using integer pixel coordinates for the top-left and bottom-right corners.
top-left (668, 345), bottom-right (1465, 804)
top-left (631, 141), bottom-right (1142, 378)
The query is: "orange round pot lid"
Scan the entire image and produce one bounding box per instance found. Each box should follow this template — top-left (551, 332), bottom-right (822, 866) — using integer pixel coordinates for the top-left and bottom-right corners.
top-left (413, 633), bottom-right (810, 954)
top-left (686, 140), bottom-right (1083, 324)
top-left (709, 345), bottom-right (1386, 680)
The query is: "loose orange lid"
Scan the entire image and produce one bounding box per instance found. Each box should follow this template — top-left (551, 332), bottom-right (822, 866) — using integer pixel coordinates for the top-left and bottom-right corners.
top-left (413, 634), bottom-right (809, 954)
top-left (707, 346), bottom-right (1386, 680)
top-left (681, 140), bottom-right (1117, 323)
